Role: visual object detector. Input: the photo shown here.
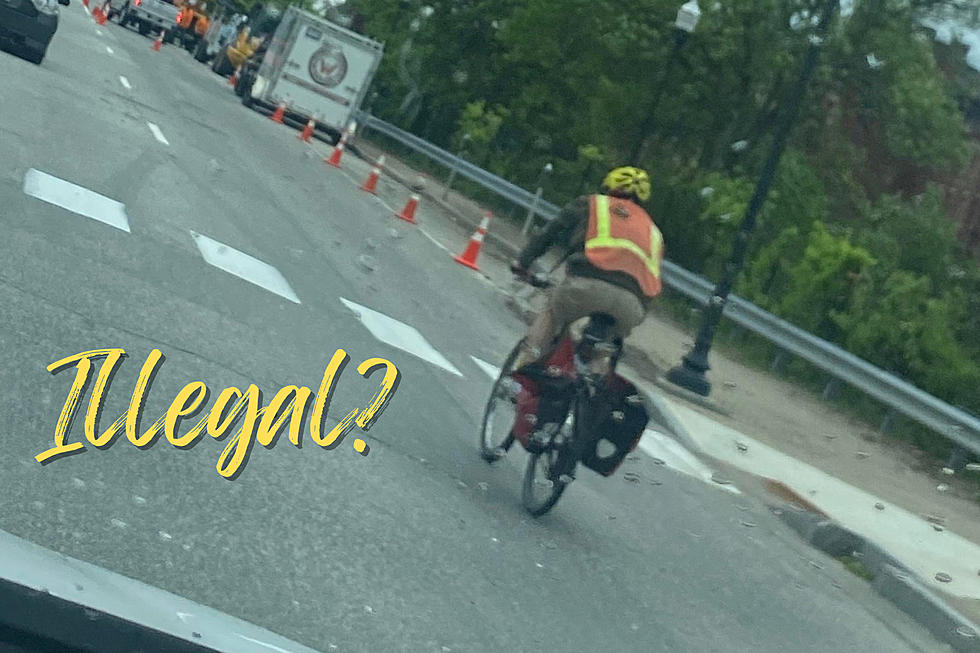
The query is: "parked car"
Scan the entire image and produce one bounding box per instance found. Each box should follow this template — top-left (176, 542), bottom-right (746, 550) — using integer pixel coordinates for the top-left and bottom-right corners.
top-left (0, 0), bottom-right (70, 64)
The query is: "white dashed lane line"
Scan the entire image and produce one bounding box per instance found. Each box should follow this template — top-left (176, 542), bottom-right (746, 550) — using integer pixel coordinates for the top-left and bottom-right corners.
top-left (22, 168), bottom-right (131, 233)
top-left (190, 231), bottom-right (301, 304)
top-left (147, 122), bottom-right (170, 146)
top-left (105, 46), bottom-right (114, 54)
top-left (119, 76), bottom-right (131, 90)
top-left (339, 298), bottom-right (463, 377)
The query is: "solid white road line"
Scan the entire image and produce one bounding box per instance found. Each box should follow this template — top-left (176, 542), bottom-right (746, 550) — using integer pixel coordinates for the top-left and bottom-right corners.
top-left (471, 356), bottom-right (501, 380)
top-left (82, 3), bottom-right (90, 14)
top-left (119, 76), bottom-right (131, 90)
top-left (105, 46), bottom-right (114, 54)
top-left (147, 122), bottom-right (170, 146)
top-left (22, 168), bottom-right (131, 233)
top-left (339, 298), bottom-right (463, 377)
top-left (96, 28), bottom-right (103, 35)
top-left (190, 232), bottom-right (301, 304)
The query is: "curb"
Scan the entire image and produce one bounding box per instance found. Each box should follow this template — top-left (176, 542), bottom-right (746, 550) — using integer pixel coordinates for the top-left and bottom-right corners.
top-left (647, 397), bottom-right (980, 651)
top-left (773, 503), bottom-right (980, 652)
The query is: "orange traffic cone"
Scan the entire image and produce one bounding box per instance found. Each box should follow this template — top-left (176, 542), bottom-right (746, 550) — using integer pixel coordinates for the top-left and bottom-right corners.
top-left (395, 193), bottom-right (420, 224)
top-left (152, 32), bottom-right (163, 51)
top-left (325, 141), bottom-right (346, 167)
top-left (453, 212), bottom-right (492, 271)
top-left (270, 100), bottom-right (286, 124)
top-left (229, 66), bottom-right (240, 87)
top-left (298, 118), bottom-right (315, 143)
top-left (359, 155), bottom-right (385, 194)
top-left (82, 0), bottom-right (89, 8)
top-left (324, 122), bottom-right (355, 168)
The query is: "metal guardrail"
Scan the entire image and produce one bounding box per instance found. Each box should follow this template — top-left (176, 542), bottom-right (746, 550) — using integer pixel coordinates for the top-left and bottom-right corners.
top-left (356, 112), bottom-right (980, 456)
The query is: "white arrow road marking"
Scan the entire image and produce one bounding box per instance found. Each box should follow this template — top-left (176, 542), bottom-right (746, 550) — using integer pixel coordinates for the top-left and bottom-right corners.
top-left (470, 356), bottom-right (500, 380)
top-left (339, 298), bottom-right (463, 376)
top-left (190, 232), bottom-right (301, 304)
top-left (147, 122), bottom-right (170, 146)
top-left (639, 429), bottom-right (741, 494)
top-left (22, 168), bottom-right (130, 233)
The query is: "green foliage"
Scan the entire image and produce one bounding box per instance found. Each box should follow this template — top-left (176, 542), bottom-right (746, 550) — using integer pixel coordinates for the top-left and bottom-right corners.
top-left (347, 0), bottom-right (979, 426)
top-left (832, 271), bottom-right (980, 414)
top-left (775, 222), bottom-right (877, 338)
top-left (856, 185), bottom-right (960, 285)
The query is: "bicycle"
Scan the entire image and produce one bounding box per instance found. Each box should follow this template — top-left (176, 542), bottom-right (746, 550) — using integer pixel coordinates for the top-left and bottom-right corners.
top-left (479, 274), bottom-right (630, 517)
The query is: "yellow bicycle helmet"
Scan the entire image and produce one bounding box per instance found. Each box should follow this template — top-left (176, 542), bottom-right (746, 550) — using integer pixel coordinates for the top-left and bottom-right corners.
top-left (601, 166), bottom-right (651, 202)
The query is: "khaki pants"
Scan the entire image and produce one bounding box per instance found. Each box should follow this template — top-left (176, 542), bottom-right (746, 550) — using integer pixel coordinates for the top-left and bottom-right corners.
top-left (523, 276), bottom-right (645, 358)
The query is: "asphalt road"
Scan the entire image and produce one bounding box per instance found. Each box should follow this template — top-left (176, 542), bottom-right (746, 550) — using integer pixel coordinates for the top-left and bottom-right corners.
top-left (0, 8), bottom-right (957, 653)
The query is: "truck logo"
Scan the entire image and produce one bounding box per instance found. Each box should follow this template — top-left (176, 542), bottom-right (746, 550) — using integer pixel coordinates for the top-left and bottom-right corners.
top-left (308, 44), bottom-right (348, 88)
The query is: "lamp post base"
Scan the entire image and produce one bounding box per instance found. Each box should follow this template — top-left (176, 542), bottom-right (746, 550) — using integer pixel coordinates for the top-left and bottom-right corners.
top-left (665, 353), bottom-right (712, 397)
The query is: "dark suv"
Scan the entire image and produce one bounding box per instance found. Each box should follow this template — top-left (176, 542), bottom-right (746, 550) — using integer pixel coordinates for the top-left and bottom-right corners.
top-left (0, 0), bottom-right (69, 64)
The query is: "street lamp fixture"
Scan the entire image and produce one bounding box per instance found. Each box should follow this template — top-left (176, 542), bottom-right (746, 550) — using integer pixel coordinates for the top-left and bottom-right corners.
top-left (675, 0), bottom-right (701, 33)
top-left (629, 1), bottom-right (701, 162)
top-left (665, 0), bottom-right (840, 397)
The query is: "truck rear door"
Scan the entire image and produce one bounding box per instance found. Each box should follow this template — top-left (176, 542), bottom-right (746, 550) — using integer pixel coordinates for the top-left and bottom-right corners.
top-left (269, 20), bottom-right (378, 130)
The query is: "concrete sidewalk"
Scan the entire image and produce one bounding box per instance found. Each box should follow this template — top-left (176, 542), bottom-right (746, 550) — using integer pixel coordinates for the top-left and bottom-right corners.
top-left (640, 388), bottom-right (980, 651)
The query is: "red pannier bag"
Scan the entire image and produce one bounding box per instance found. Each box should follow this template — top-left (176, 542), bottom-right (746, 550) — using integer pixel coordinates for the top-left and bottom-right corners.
top-left (509, 338), bottom-right (649, 476)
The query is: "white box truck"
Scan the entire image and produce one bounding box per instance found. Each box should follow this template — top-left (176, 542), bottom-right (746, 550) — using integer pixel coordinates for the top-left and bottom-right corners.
top-left (238, 6), bottom-right (383, 137)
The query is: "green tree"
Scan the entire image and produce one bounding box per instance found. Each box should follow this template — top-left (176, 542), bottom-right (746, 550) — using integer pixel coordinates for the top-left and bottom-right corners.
top-left (775, 222), bottom-right (877, 338)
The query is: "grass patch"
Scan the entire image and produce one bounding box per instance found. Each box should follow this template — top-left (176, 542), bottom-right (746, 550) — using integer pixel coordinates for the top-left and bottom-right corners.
top-left (838, 555), bottom-right (875, 582)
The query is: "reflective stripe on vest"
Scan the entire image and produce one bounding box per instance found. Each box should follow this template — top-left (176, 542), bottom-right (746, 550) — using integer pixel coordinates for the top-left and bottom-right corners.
top-left (585, 195), bottom-right (663, 294)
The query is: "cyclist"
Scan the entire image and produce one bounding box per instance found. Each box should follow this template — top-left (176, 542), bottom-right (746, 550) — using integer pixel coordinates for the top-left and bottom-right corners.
top-left (509, 167), bottom-right (665, 370)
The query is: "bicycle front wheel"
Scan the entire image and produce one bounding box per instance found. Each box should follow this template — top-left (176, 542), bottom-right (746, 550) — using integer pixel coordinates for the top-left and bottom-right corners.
top-left (478, 340), bottom-right (522, 463)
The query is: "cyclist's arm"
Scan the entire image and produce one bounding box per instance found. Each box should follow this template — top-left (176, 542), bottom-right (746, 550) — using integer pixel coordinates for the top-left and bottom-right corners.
top-left (516, 196), bottom-right (589, 269)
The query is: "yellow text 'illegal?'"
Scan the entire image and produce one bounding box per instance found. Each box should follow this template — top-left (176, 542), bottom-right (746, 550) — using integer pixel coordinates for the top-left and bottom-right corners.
top-left (35, 348), bottom-right (401, 479)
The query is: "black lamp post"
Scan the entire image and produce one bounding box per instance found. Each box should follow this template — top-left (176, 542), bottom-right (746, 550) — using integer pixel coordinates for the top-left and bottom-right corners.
top-left (630, 0), bottom-right (701, 162)
top-left (666, 0), bottom-right (840, 397)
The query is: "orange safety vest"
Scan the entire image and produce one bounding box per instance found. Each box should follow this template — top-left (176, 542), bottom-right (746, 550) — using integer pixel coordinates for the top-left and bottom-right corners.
top-left (584, 194), bottom-right (664, 297)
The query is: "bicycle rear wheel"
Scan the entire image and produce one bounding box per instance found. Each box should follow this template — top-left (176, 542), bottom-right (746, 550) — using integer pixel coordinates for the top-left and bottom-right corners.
top-left (521, 398), bottom-right (578, 517)
top-left (478, 340), bottom-right (522, 463)
top-left (522, 448), bottom-right (569, 517)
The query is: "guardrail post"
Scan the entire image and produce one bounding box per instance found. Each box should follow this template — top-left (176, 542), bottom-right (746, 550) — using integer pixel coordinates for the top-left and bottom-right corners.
top-left (521, 163), bottom-right (553, 240)
top-left (944, 444), bottom-right (969, 473)
top-left (879, 409), bottom-right (896, 434)
top-left (821, 378), bottom-right (841, 401)
top-left (769, 349), bottom-right (788, 374)
top-left (443, 133), bottom-right (471, 201)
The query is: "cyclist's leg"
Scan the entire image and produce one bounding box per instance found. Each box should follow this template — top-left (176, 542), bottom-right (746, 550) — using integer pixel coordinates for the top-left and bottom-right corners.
top-left (514, 303), bottom-right (556, 370)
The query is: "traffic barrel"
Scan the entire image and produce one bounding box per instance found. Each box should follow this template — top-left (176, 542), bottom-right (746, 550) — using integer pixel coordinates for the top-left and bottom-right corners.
top-left (453, 212), bottom-right (492, 271)
top-left (359, 155), bottom-right (385, 194)
top-left (270, 100), bottom-right (287, 124)
top-left (95, 5), bottom-right (107, 24)
top-left (152, 32), bottom-right (163, 51)
top-left (298, 117), bottom-right (316, 143)
top-left (82, 0), bottom-right (89, 8)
